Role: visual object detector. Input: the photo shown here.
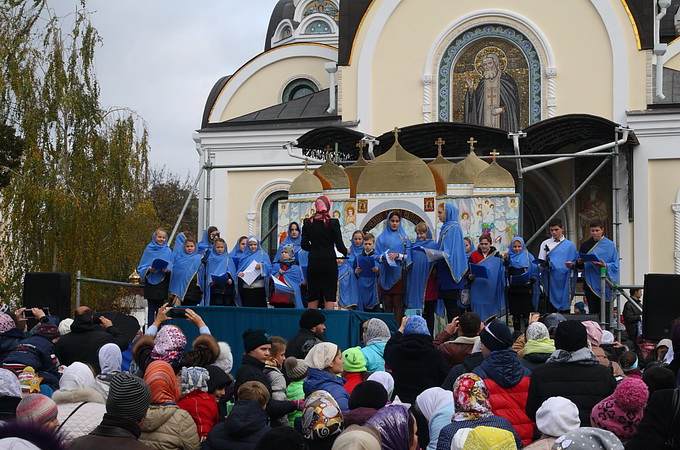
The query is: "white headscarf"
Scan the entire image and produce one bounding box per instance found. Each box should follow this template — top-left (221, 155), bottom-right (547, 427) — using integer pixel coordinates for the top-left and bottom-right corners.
top-left (0, 368), bottom-right (22, 398)
top-left (304, 342), bottom-right (339, 370)
top-left (59, 362), bottom-right (96, 391)
top-left (368, 371), bottom-right (394, 398)
top-left (415, 387), bottom-right (453, 421)
top-left (98, 343), bottom-right (122, 375)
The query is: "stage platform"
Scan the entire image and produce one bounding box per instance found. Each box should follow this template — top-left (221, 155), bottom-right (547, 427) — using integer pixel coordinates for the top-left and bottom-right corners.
top-left (168, 307), bottom-right (399, 371)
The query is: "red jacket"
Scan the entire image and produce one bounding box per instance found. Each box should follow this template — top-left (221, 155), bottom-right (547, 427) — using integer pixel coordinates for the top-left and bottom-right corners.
top-left (484, 377), bottom-right (535, 446)
top-left (177, 389), bottom-right (219, 438)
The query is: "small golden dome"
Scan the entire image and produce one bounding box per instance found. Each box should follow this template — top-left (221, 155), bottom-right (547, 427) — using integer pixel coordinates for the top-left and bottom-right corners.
top-left (313, 155), bottom-right (351, 190)
top-left (345, 148), bottom-right (368, 198)
top-left (448, 150), bottom-right (489, 184)
top-left (475, 159), bottom-right (515, 189)
top-left (289, 162), bottom-right (323, 195)
top-left (356, 128), bottom-right (436, 194)
top-left (427, 138), bottom-right (456, 195)
top-left (128, 270), bottom-right (141, 285)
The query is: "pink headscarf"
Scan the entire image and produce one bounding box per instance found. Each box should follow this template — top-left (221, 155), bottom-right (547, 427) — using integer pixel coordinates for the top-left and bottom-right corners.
top-left (309, 196), bottom-right (331, 227)
top-left (151, 325), bottom-right (187, 368)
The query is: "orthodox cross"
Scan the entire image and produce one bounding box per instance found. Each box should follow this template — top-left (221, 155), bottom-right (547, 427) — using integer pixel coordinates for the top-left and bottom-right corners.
top-left (490, 149), bottom-right (500, 160)
top-left (356, 140), bottom-right (366, 158)
top-left (487, 88), bottom-right (497, 104)
top-left (467, 137), bottom-right (477, 151)
top-left (304, 158), bottom-right (309, 170)
top-left (434, 137), bottom-right (445, 156)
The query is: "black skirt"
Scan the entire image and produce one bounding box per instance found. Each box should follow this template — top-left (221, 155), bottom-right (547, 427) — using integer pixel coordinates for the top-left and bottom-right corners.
top-left (144, 275), bottom-right (169, 301)
top-left (306, 258), bottom-right (339, 302)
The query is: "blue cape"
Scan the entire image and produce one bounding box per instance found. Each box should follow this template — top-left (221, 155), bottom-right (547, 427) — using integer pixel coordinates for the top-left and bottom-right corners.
top-left (470, 252), bottom-right (506, 321)
top-left (209, 252), bottom-right (239, 306)
top-left (237, 236), bottom-right (272, 286)
top-left (438, 203), bottom-right (468, 283)
top-left (348, 240), bottom-right (364, 265)
top-left (228, 237), bottom-right (246, 270)
top-left (169, 232), bottom-right (203, 301)
top-left (197, 229), bottom-right (213, 255)
top-left (354, 252), bottom-right (379, 310)
top-left (337, 259), bottom-right (361, 310)
top-left (541, 239), bottom-right (578, 310)
top-left (198, 248), bottom-right (233, 306)
top-left (375, 214), bottom-right (410, 290)
top-left (137, 231), bottom-right (173, 286)
top-left (270, 262), bottom-right (304, 308)
top-left (406, 231), bottom-right (439, 309)
top-left (274, 223), bottom-right (302, 262)
top-left (507, 236), bottom-right (540, 309)
top-left (583, 237), bottom-right (620, 300)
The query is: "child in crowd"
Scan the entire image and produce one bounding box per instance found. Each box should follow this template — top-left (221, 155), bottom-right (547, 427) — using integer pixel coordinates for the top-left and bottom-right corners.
top-left (407, 222), bottom-right (439, 334)
top-left (205, 365), bottom-right (232, 422)
top-left (354, 233), bottom-right (380, 312)
top-left (169, 233), bottom-right (203, 306)
top-left (204, 237), bottom-right (236, 306)
top-left (177, 366), bottom-right (219, 442)
top-left (342, 347), bottom-right (368, 394)
top-left (263, 336), bottom-right (288, 426)
top-left (283, 356), bottom-right (308, 427)
top-left (348, 230), bottom-right (364, 261)
top-left (270, 245), bottom-right (303, 308)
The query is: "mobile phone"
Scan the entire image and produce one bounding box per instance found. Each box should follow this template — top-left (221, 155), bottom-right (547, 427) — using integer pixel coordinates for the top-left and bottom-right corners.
top-left (168, 308), bottom-right (188, 319)
top-left (529, 311), bottom-right (540, 318)
top-left (404, 308), bottom-right (422, 317)
top-left (21, 307), bottom-right (50, 319)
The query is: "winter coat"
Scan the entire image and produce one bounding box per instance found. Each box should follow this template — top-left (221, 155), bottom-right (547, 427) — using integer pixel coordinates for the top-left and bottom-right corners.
top-left (68, 413), bottom-right (152, 450)
top-left (286, 379), bottom-right (304, 427)
top-left (625, 388), bottom-right (677, 450)
top-left (287, 328), bottom-right (323, 359)
top-left (3, 334), bottom-right (60, 377)
top-left (473, 348), bottom-right (534, 446)
top-left (139, 404), bottom-right (200, 450)
top-left (441, 351), bottom-right (485, 391)
top-left (435, 415), bottom-right (523, 450)
top-left (52, 387), bottom-right (107, 441)
top-left (526, 348), bottom-right (616, 426)
top-left (234, 354), bottom-right (296, 421)
top-left (343, 371), bottom-right (364, 394)
top-left (384, 332), bottom-right (449, 404)
top-left (0, 328), bottom-right (25, 365)
top-left (361, 342), bottom-right (386, 374)
top-left (521, 352), bottom-right (551, 372)
top-left (428, 403), bottom-right (455, 450)
top-left (54, 314), bottom-right (128, 373)
top-left (177, 389), bottom-right (219, 439)
top-left (303, 367), bottom-right (350, 412)
top-left (433, 331), bottom-right (478, 368)
top-left (202, 400), bottom-right (271, 450)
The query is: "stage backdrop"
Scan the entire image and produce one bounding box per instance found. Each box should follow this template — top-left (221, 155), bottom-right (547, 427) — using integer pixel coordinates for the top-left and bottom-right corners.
top-left (169, 307), bottom-right (399, 372)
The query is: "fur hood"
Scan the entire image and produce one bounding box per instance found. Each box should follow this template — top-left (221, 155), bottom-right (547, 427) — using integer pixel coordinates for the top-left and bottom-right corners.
top-left (183, 334), bottom-right (219, 367)
top-left (52, 387), bottom-right (105, 404)
top-left (132, 334), bottom-right (155, 371)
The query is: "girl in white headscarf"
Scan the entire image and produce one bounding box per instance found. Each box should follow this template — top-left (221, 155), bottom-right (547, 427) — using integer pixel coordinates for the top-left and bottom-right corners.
top-left (94, 343), bottom-right (122, 400)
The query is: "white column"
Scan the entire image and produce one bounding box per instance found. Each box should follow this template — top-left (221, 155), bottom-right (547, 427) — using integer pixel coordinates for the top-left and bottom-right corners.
top-left (246, 212), bottom-right (257, 235)
top-left (546, 67), bottom-right (557, 118)
top-left (421, 74), bottom-right (432, 123)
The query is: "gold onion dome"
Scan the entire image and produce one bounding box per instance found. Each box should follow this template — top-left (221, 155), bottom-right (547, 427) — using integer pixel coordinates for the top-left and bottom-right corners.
top-left (356, 128), bottom-right (436, 194)
top-left (475, 157), bottom-right (515, 189)
top-left (289, 161), bottom-right (323, 195)
top-left (448, 150), bottom-right (489, 184)
top-left (345, 145), bottom-right (369, 197)
top-left (313, 154), bottom-right (351, 190)
top-left (428, 137), bottom-right (456, 195)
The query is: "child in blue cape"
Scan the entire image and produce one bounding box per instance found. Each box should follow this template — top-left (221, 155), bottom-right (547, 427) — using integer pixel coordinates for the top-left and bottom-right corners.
top-left (354, 233), bottom-right (380, 312)
top-left (138, 228), bottom-right (173, 324)
top-left (169, 233), bottom-right (203, 306)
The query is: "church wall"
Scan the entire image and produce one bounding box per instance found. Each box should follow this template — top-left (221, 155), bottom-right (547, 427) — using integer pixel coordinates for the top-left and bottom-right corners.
top-left (218, 55), bottom-right (331, 122)
top-left (666, 52), bottom-right (680, 71)
top-left (647, 158), bottom-right (680, 274)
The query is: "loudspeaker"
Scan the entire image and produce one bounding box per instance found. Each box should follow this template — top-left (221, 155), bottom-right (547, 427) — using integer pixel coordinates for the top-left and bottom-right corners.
top-left (23, 272), bottom-right (72, 321)
top-left (565, 313), bottom-right (600, 323)
top-left (643, 273), bottom-right (680, 340)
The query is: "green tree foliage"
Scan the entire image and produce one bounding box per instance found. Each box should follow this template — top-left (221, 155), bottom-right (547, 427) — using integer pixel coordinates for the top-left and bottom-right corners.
top-left (0, 1), bottom-right (159, 309)
top-left (148, 166), bottom-right (199, 240)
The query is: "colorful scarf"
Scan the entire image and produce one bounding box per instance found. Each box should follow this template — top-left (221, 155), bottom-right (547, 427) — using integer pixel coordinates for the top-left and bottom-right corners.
top-left (144, 360), bottom-right (180, 404)
top-left (452, 373), bottom-right (492, 421)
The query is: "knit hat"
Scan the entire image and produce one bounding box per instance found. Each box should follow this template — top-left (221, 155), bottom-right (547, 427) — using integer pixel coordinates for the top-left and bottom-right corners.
top-left (33, 324), bottom-right (59, 341)
top-left (552, 427), bottom-right (624, 450)
top-left (601, 330), bottom-right (615, 345)
top-left (15, 394), bottom-right (58, 426)
top-left (214, 341), bottom-right (233, 373)
top-left (525, 322), bottom-right (550, 342)
top-left (479, 322), bottom-right (514, 351)
top-left (403, 316), bottom-right (429, 336)
top-left (0, 312), bottom-right (15, 334)
top-left (58, 318), bottom-right (73, 336)
top-left (280, 244), bottom-right (296, 261)
top-left (180, 366), bottom-right (210, 395)
top-left (342, 347), bottom-right (367, 373)
top-left (206, 365), bottom-right (231, 394)
top-left (574, 301), bottom-right (585, 312)
top-left (284, 356), bottom-right (309, 381)
top-left (299, 309), bottom-right (325, 329)
top-left (582, 320), bottom-right (603, 346)
top-left (554, 320), bottom-right (588, 352)
top-left (17, 367), bottom-right (41, 393)
top-left (242, 328), bottom-right (272, 353)
top-left (590, 377), bottom-right (649, 442)
top-left (106, 373), bottom-right (151, 421)
top-left (305, 342), bottom-right (339, 370)
top-left (536, 396), bottom-right (580, 437)
top-left (642, 365), bottom-right (676, 395)
top-left (256, 426), bottom-right (308, 450)
top-left (348, 381), bottom-right (388, 410)
top-left (543, 312), bottom-right (566, 334)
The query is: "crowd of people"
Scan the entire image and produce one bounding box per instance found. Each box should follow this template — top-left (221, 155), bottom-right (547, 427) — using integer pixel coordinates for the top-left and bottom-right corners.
top-left (0, 300), bottom-right (679, 449)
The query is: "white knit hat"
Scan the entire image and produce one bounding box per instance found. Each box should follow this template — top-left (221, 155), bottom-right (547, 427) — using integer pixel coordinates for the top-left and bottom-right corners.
top-left (536, 396), bottom-right (580, 437)
top-left (214, 341), bottom-right (233, 373)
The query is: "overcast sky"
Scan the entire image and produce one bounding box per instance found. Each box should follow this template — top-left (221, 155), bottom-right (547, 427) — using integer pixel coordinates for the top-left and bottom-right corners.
top-left (55, 1), bottom-right (279, 178)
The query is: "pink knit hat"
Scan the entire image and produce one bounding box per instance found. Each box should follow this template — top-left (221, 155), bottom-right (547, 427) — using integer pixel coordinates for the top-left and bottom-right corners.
top-left (590, 377), bottom-right (649, 442)
top-left (0, 312), bottom-right (15, 334)
top-left (16, 394), bottom-right (58, 425)
top-left (582, 320), bottom-right (603, 346)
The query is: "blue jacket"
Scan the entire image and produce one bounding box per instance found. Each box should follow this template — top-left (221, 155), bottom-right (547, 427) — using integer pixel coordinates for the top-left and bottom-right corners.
top-left (303, 368), bottom-right (350, 412)
top-left (361, 342), bottom-right (386, 374)
top-left (428, 403), bottom-right (454, 450)
top-left (3, 334), bottom-right (59, 377)
top-left (473, 348), bottom-right (531, 388)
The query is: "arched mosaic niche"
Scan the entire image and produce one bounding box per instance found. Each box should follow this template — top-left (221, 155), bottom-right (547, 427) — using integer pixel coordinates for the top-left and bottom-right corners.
top-left (438, 24), bottom-right (541, 129)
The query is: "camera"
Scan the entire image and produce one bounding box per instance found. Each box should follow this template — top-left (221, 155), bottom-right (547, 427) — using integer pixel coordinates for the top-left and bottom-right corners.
top-left (168, 308), bottom-right (188, 319)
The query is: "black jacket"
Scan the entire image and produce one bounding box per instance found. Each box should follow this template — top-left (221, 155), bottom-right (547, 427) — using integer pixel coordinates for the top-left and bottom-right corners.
top-left (234, 354), bottom-right (295, 421)
top-left (526, 354), bottom-right (616, 426)
top-left (441, 351), bottom-right (485, 391)
top-left (202, 400), bottom-right (271, 450)
top-left (54, 314), bottom-right (128, 373)
top-left (384, 331), bottom-right (449, 404)
top-left (625, 388), bottom-right (679, 449)
top-left (69, 414), bottom-right (151, 450)
top-left (287, 328), bottom-right (323, 359)
top-left (301, 218), bottom-right (347, 260)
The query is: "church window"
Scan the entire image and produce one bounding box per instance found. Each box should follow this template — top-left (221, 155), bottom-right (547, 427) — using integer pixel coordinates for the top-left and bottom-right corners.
top-left (304, 19), bottom-right (332, 35)
top-left (282, 78), bottom-right (319, 102)
top-left (281, 25), bottom-right (292, 40)
top-left (261, 190), bottom-right (288, 257)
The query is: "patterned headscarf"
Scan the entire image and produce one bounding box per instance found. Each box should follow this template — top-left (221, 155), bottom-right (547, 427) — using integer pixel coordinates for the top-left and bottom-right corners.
top-left (364, 318), bottom-right (391, 346)
top-left (151, 325), bottom-right (187, 368)
top-left (525, 322), bottom-right (550, 341)
top-left (144, 360), bottom-right (181, 404)
top-left (0, 312), bottom-right (15, 334)
top-left (452, 373), bottom-right (492, 421)
top-left (464, 426), bottom-right (516, 449)
top-left (366, 404), bottom-right (412, 450)
top-left (301, 390), bottom-right (343, 440)
top-left (0, 368), bottom-right (22, 398)
top-left (180, 366), bottom-right (210, 395)
top-left (308, 196), bottom-right (331, 227)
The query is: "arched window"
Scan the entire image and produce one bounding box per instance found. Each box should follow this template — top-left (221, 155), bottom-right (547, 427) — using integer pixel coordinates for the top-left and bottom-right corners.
top-left (261, 190), bottom-right (288, 257)
top-left (282, 78), bottom-right (318, 102)
top-left (304, 19), bottom-right (332, 34)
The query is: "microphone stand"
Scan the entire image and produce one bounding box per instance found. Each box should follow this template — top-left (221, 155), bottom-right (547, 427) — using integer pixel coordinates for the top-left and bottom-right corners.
top-left (544, 245), bottom-right (551, 313)
top-left (201, 246), bottom-right (211, 306)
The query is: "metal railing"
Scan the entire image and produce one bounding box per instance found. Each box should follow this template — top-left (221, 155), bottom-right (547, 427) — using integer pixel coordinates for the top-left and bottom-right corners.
top-left (75, 270), bottom-right (144, 309)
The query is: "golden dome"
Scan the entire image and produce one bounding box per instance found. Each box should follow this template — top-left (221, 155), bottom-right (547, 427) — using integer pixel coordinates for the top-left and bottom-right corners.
top-left (427, 138), bottom-right (456, 195)
top-left (289, 162), bottom-right (323, 195)
top-left (474, 159), bottom-right (515, 189)
top-left (313, 155), bottom-right (351, 190)
top-left (448, 150), bottom-right (489, 184)
top-left (356, 129), bottom-right (436, 194)
top-left (345, 147), bottom-right (368, 198)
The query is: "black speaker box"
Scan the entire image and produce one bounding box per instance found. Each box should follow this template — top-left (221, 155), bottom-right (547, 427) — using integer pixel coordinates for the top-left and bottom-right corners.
top-left (565, 313), bottom-right (600, 323)
top-left (23, 272), bottom-right (72, 321)
top-left (643, 273), bottom-right (680, 340)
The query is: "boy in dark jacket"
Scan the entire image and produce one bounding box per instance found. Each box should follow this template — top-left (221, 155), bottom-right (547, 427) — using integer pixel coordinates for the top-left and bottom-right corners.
top-left (202, 381), bottom-right (271, 450)
top-left (2, 323), bottom-right (61, 390)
